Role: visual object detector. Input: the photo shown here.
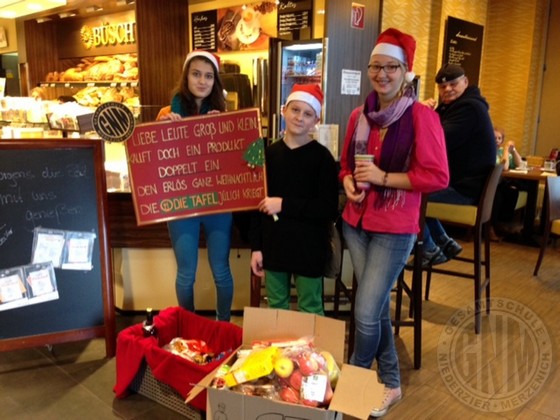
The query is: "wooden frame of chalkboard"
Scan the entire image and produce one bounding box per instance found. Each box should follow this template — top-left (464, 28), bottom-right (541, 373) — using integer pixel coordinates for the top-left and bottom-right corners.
top-left (0, 140), bottom-right (115, 357)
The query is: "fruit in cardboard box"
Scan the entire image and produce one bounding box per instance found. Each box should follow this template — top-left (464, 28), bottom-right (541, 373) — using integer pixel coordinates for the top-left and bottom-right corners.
top-left (279, 386), bottom-right (300, 404)
top-left (320, 350), bottom-right (340, 388)
top-left (287, 368), bottom-right (303, 391)
top-left (273, 356), bottom-right (294, 378)
top-left (323, 379), bottom-right (334, 404)
top-left (295, 351), bottom-right (321, 376)
top-left (302, 398), bottom-right (319, 407)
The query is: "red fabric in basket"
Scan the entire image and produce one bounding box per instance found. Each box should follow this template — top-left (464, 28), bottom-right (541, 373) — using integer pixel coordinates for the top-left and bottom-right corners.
top-left (113, 306), bottom-right (242, 411)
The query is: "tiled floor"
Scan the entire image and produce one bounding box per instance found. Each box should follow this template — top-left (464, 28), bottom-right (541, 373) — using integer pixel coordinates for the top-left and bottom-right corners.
top-left (1, 237), bottom-right (559, 419)
top-left (0, 313), bottom-right (190, 419)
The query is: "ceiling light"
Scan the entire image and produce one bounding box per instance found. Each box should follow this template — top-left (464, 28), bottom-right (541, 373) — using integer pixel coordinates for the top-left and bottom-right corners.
top-left (58, 10), bottom-right (76, 18)
top-left (27, 3), bottom-right (43, 12)
top-left (0, 0), bottom-right (67, 19)
top-left (36, 17), bottom-right (52, 23)
top-left (86, 5), bottom-right (103, 13)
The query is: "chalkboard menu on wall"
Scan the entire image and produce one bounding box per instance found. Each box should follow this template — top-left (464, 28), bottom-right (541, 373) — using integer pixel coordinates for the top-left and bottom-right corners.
top-left (277, 0), bottom-right (313, 40)
top-left (443, 16), bottom-right (484, 86)
top-left (0, 140), bottom-right (115, 356)
top-left (192, 10), bottom-right (218, 51)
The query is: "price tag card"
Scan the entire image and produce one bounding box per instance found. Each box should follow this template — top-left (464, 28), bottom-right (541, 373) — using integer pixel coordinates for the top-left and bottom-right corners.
top-left (0, 267), bottom-right (28, 311)
top-left (24, 262), bottom-right (59, 305)
top-left (31, 228), bottom-right (66, 268)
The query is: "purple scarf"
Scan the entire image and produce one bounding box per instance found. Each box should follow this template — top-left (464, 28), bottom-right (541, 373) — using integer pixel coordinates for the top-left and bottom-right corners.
top-left (351, 86), bottom-right (416, 208)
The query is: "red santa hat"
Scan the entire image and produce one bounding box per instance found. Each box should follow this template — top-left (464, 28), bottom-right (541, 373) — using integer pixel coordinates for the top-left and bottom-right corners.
top-left (183, 50), bottom-right (221, 72)
top-left (285, 84), bottom-right (323, 118)
top-left (370, 28), bottom-right (416, 83)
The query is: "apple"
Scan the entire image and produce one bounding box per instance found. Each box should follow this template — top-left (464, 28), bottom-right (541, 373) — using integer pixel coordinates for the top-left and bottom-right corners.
top-left (279, 386), bottom-right (300, 404)
top-left (323, 380), bottom-right (334, 405)
top-left (274, 356), bottom-right (295, 378)
top-left (320, 350), bottom-right (341, 388)
top-left (288, 368), bottom-right (303, 391)
top-left (296, 352), bottom-right (320, 376)
top-left (301, 398), bottom-right (319, 407)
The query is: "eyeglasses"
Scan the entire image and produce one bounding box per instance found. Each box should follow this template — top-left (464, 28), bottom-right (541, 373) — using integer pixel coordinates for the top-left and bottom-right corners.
top-left (368, 64), bottom-right (401, 74)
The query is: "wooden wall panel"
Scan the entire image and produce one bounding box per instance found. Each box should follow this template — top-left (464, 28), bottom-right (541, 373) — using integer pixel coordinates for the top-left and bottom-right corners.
top-left (23, 20), bottom-right (58, 90)
top-left (135, 0), bottom-right (189, 123)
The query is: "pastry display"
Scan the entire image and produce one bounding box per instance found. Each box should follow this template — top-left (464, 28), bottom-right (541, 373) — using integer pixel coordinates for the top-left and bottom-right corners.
top-left (48, 53), bottom-right (138, 83)
top-left (41, 54), bottom-right (140, 114)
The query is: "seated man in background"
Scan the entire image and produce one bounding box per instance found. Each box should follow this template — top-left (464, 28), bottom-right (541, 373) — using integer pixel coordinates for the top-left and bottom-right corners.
top-left (421, 64), bottom-right (496, 267)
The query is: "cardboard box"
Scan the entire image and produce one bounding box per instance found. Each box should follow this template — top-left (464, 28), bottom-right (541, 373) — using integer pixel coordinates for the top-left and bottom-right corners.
top-left (187, 307), bottom-right (385, 420)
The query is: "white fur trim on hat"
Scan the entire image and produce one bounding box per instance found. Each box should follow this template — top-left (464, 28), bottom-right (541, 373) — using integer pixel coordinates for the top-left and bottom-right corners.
top-left (183, 51), bottom-right (219, 72)
top-left (371, 42), bottom-right (406, 64)
top-left (405, 71), bottom-right (415, 83)
top-left (286, 91), bottom-right (321, 117)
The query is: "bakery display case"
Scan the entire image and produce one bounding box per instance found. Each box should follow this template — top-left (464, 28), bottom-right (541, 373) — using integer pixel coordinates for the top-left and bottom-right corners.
top-left (38, 53), bottom-right (140, 117)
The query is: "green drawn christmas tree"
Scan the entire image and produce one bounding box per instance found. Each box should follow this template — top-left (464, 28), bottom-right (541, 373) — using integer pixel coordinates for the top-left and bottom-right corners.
top-left (243, 138), bottom-right (265, 168)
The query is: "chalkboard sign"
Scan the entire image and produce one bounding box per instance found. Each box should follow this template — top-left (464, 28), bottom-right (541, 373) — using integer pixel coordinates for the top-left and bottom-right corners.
top-left (443, 16), bottom-right (484, 86)
top-left (192, 10), bottom-right (218, 51)
top-left (278, 0), bottom-right (313, 40)
top-left (0, 140), bottom-right (115, 356)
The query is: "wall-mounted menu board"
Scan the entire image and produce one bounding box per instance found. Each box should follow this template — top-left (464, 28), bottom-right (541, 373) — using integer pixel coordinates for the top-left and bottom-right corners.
top-left (277, 0), bottom-right (313, 40)
top-left (0, 140), bottom-right (115, 357)
top-left (192, 10), bottom-right (218, 51)
top-left (443, 16), bottom-right (484, 86)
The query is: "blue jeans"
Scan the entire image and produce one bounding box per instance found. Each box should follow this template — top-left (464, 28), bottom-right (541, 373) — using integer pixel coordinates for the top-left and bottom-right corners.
top-left (343, 221), bottom-right (415, 388)
top-left (168, 213), bottom-right (234, 321)
top-left (424, 187), bottom-right (477, 250)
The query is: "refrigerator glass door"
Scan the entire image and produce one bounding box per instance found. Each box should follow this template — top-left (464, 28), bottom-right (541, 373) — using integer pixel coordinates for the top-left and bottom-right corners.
top-left (278, 40), bottom-right (323, 136)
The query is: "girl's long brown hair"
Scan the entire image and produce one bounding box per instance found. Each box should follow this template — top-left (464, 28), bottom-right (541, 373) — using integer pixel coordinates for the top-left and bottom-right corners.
top-left (173, 56), bottom-right (226, 115)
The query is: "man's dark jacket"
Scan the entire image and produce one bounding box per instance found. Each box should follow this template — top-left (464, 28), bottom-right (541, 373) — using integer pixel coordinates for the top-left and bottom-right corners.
top-left (436, 85), bottom-right (496, 200)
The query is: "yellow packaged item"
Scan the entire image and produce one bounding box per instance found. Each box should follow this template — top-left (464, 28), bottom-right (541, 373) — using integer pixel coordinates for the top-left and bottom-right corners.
top-left (224, 346), bottom-right (280, 387)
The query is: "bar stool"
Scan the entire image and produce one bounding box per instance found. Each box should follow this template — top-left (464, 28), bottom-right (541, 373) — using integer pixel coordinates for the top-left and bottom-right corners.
top-left (533, 176), bottom-right (560, 276)
top-left (423, 164), bottom-right (503, 334)
top-left (394, 195), bottom-right (428, 369)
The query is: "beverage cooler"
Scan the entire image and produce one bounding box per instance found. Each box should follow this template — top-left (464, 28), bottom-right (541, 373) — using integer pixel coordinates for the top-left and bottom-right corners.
top-left (267, 38), bottom-right (327, 140)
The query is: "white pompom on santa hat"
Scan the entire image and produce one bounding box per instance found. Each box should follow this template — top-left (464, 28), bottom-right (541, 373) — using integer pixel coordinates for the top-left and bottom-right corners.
top-left (370, 28), bottom-right (416, 84)
top-left (285, 83), bottom-right (324, 118)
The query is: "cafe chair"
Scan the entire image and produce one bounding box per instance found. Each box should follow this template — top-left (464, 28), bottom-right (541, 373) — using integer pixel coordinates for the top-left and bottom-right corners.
top-left (423, 164), bottom-right (504, 334)
top-left (533, 176), bottom-right (560, 276)
top-left (393, 195), bottom-right (428, 369)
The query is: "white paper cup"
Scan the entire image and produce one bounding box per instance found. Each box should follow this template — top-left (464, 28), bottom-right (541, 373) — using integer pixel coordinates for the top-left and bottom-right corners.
top-left (354, 154), bottom-right (374, 190)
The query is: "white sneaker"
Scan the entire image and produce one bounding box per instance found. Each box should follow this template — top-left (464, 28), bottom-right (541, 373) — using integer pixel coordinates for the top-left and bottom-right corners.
top-left (370, 386), bottom-right (402, 417)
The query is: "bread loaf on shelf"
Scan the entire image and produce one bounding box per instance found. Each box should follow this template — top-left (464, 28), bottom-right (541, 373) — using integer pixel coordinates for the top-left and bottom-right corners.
top-left (44, 53), bottom-right (138, 83)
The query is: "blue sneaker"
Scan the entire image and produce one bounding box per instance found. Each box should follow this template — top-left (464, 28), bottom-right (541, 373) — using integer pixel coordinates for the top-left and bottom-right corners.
top-left (421, 246), bottom-right (448, 269)
top-left (441, 238), bottom-right (463, 260)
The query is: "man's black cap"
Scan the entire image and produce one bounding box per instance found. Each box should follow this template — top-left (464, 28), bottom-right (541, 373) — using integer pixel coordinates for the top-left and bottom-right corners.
top-left (435, 63), bottom-right (465, 83)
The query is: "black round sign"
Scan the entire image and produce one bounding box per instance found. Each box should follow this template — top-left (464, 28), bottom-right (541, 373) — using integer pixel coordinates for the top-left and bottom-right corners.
top-left (92, 102), bottom-right (135, 142)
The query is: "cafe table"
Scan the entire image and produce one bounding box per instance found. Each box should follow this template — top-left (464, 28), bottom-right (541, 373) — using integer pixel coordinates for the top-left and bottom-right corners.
top-left (502, 167), bottom-right (557, 243)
